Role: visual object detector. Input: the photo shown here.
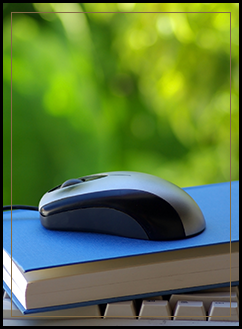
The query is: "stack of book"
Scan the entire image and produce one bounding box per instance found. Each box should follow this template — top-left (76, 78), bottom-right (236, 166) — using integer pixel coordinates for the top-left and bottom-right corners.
top-left (3, 181), bottom-right (239, 314)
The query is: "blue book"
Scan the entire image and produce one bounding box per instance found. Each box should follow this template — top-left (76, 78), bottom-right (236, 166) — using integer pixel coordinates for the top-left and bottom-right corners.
top-left (3, 181), bottom-right (239, 314)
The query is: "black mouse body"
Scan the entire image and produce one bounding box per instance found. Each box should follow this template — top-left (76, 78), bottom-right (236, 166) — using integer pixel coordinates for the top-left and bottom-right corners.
top-left (38, 171), bottom-right (205, 241)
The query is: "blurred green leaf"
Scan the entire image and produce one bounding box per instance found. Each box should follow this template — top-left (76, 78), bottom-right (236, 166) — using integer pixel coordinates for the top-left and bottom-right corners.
top-left (3, 3), bottom-right (239, 206)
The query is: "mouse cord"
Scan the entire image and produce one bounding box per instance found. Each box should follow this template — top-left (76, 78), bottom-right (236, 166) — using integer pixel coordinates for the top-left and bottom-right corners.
top-left (3, 205), bottom-right (38, 211)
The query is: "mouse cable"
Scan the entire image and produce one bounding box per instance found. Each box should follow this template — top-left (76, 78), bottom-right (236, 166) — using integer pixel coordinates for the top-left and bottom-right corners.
top-left (3, 205), bottom-right (38, 211)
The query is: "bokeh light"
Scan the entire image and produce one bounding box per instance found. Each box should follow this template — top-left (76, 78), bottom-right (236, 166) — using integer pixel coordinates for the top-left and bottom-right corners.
top-left (3, 3), bottom-right (239, 206)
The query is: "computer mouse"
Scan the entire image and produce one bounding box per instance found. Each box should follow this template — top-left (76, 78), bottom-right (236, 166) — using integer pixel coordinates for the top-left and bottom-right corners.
top-left (38, 171), bottom-right (206, 241)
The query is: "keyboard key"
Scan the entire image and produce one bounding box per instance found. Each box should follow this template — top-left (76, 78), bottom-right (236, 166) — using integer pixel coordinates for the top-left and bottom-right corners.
top-left (103, 300), bottom-right (136, 318)
top-left (138, 299), bottom-right (171, 319)
top-left (3, 290), bottom-right (10, 299)
top-left (173, 300), bottom-right (206, 321)
top-left (208, 301), bottom-right (239, 322)
top-left (169, 291), bottom-right (239, 312)
top-left (3, 298), bottom-right (23, 318)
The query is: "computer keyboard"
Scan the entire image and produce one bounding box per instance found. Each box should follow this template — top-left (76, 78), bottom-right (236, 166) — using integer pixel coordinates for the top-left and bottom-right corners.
top-left (3, 286), bottom-right (239, 326)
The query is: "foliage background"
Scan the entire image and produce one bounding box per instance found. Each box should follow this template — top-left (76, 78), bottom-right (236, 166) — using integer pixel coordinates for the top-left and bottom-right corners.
top-left (3, 3), bottom-right (239, 206)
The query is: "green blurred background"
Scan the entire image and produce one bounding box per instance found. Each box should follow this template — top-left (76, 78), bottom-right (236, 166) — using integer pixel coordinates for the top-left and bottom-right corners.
top-left (3, 3), bottom-right (239, 207)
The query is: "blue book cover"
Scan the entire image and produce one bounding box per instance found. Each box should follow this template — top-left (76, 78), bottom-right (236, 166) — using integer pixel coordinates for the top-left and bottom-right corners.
top-left (3, 181), bottom-right (239, 314)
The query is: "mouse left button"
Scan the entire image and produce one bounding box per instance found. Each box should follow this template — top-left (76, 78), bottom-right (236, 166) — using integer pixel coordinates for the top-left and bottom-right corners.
top-left (61, 179), bottom-right (83, 188)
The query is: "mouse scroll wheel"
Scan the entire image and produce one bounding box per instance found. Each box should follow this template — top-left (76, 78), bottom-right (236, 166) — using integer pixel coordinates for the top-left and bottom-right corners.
top-left (61, 178), bottom-right (83, 188)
